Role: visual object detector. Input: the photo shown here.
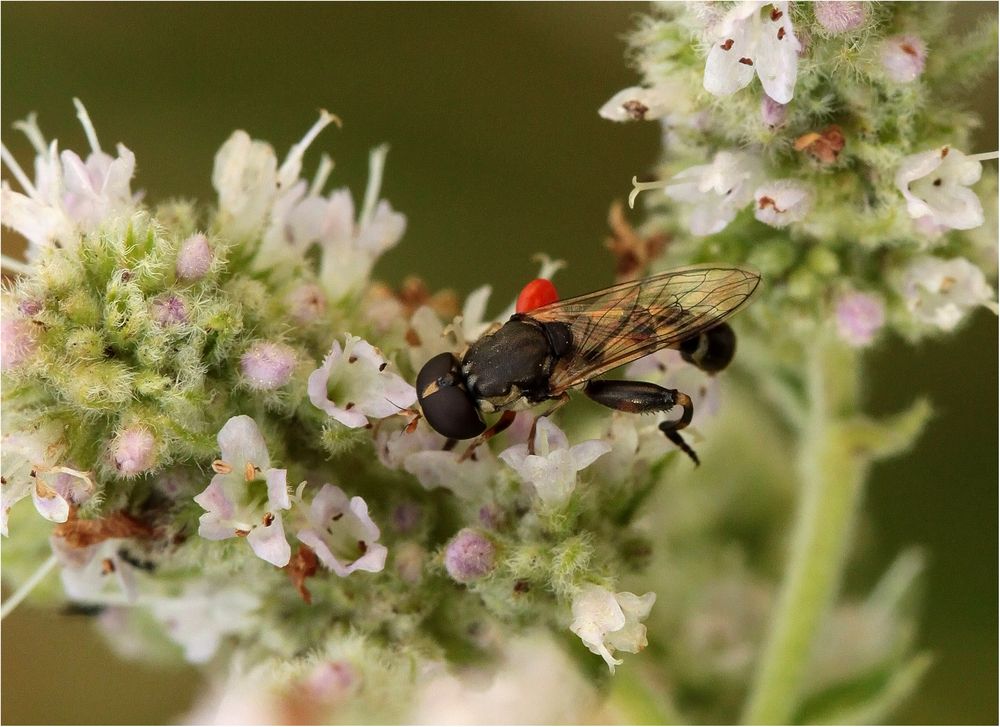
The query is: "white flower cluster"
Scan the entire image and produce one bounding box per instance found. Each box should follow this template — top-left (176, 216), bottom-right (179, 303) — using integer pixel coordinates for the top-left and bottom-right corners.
top-left (604, 2), bottom-right (997, 341)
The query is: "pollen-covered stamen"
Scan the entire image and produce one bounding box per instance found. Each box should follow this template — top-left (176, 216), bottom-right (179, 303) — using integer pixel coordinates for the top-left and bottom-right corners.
top-left (720, 38), bottom-right (735, 51)
top-left (101, 558), bottom-right (115, 575)
top-left (770, 7), bottom-right (783, 21)
top-left (244, 462), bottom-right (257, 482)
top-left (739, 57), bottom-right (754, 66)
top-left (212, 460), bottom-right (232, 475)
top-left (262, 512), bottom-right (275, 527)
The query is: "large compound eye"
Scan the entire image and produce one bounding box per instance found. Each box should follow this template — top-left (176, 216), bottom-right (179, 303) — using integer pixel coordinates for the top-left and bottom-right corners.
top-left (416, 352), bottom-right (487, 440)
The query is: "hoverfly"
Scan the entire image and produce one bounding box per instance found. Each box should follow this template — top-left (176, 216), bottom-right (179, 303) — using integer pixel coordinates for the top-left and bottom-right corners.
top-left (415, 265), bottom-right (760, 464)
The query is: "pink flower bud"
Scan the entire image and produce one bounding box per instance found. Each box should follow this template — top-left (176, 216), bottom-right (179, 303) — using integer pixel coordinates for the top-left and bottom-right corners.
top-left (113, 427), bottom-right (158, 476)
top-left (1, 317), bottom-right (39, 370)
top-left (176, 233), bottom-right (213, 280)
top-left (285, 283), bottom-right (328, 325)
top-left (760, 95), bottom-right (788, 129)
top-left (444, 528), bottom-right (496, 583)
top-left (18, 299), bottom-right (43, 316)
top-left (813, 2), bottom-right (866, 34)
top-left (835, 292), bottom-right (886, 347)
top-left (240, 341), bottom-right (297, 390)
top-left (881, 35), bottom-right (927, 83)
top-left (151, 295), bottom-right (188, 326)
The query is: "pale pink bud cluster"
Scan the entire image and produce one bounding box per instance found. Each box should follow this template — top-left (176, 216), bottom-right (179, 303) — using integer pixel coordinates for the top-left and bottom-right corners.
top-left (113, 427), bottom-right (158, 476)
top-left (175, 233), bottom-right (214, 280)
top-left (813, 2), bottom-right (866, 34)
top-left (151, 295), bottom-right (188, 326)
top-left (240, 341), bottom-right (297, 390)
top-left (444, 528), bottom-right (496, 583)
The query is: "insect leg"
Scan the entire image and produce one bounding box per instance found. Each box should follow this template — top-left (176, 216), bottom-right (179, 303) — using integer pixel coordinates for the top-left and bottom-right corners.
top-left (458, 410), bottom-right (518, 462)
top-left (583, 380), bottom-right (699, 465)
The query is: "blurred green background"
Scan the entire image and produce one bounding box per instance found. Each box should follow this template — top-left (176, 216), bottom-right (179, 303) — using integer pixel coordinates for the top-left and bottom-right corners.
top-left (1, 3), bottom-right (996, 724)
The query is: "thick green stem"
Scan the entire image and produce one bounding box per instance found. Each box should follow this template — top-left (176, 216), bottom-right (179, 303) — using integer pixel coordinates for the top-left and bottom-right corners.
top-left (742, 339), bottom-right (866, 725)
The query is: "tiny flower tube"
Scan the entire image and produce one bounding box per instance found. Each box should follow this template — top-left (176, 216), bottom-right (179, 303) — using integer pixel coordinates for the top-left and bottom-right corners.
top-left (443, 528), bottom-right (496, 583)
top-left (516, 278), bottom-right (559, 313)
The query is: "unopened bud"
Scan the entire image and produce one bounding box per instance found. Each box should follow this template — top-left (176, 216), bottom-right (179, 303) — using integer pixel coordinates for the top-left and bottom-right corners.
top-left (240, 341), bottom-right (297, 390)
top-left (176, 233), bottom-right (213, 280)
top-left (444, 528), bottom-right (496, 583)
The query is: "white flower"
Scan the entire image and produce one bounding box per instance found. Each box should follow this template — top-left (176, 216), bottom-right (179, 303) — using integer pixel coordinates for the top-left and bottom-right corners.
top-left (212, 130), bottom-right (280, 239)
top-left (296, 484), bottom-right (388, 577)
top-left (900, 256), bottom-right (998, 331)
top-left (308, 334), bottom-right (417, 428)
top-left (149, 583), bottom-right (260, 663)
top-left (193, 416), bottom-right (291, 567)
top-left (51, 536), bottom-right (140, 604)
top-left (1, 423), bottom-right (95, 535)
top-left (212, 111), bottom-right (337, 242)
top-left (665, 151), bottom-right (762, 236)
top-left (569, 584), bottom-right (656, 673)
top-left (703, 2), bottom-right (801, 104)
top-left (0, 100), bottom-right (138, 260)
top-left (598, 86), bottom-right (670, 122)
top-left (384, 422), bottom-right (500, 501)
top-left (895, 147), bottom-right (985, 230)
top-left (305, 154), bottom-right (408, 300)
top-left (499, 417), bottom-right (611, 507)
top-left (753, 179), bottom-right (812, 227)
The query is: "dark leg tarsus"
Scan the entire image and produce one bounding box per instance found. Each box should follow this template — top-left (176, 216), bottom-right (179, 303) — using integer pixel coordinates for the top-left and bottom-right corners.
top-left (584, 380), bottom-right (700, 465)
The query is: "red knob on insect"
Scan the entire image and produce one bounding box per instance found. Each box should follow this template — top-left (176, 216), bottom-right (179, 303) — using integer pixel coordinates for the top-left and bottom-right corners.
top-left (515, 278), bottom-right (559, 313)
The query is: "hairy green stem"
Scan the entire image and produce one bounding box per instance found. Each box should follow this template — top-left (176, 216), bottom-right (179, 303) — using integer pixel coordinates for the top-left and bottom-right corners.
top-left (742, 339), bottom-right (865, 724)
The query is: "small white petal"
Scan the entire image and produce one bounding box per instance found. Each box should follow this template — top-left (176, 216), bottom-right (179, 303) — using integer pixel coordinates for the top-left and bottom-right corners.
top-left (703, 19), bottom-right (756, 97)
top-left (247, 514), bottom-right (291, 567)
top-left (217, 415), bottom-right (271, 471)
top-left (598, 86), bottom-right (670, 122)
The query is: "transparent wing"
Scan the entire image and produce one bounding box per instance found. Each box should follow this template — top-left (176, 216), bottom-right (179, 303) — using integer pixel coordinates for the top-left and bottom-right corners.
top-left (526, 265), bottom-right (760, 391)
